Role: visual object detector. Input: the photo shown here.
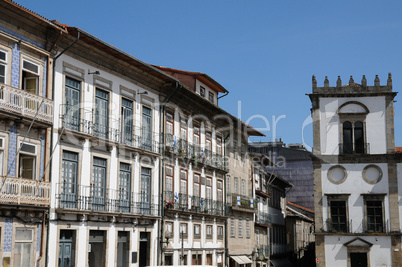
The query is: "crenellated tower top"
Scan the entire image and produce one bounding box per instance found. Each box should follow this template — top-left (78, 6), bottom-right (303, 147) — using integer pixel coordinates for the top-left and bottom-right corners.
top-left (312, 73), bottom-right (393, 94)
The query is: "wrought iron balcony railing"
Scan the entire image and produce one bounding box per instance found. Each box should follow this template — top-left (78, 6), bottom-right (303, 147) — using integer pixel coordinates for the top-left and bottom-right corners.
top-left (56, 182), bottom-right (160, 216)
top-left (163, 134), bottom-right (228, 171)
top-left (60, 105), bottom-right (160, 153)
top-left (321, 218), bottom-right (351, 233)
top-left (0, 83), bottom-right (53, 124)
top-left (0, 177), bottom-right (50, 206)
top-left (339, 142), bottom-right (369, 154)
top-left (258, 245), bottom-right (270, 258)
top-left (164, 191), bottom-right (227, 216)
top-left (227, 193), bottom-right (256, 210)
top-left (256, 212), bottom-right (272, 226)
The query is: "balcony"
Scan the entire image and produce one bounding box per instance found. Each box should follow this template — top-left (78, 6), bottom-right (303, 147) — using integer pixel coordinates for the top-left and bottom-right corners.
top-left (164, 134), bottom-right (228, 171)
top-left (56, 183), bottom-right (160, 217)
top-left (320, 218), bottom-right (390, 234)
top-left (339, 143), bottom-right (369, 154)
top-left (0, 177), bottom-right (51, 206)
top-left (256, 212), bottom-right (272, 226)
top-left (0, 83), bottom-right (53, 125)
top-left (257, 245), bottom-right (270, 259)
top-left (60, 105), bottom-right (160, 154)
top-left (227, 193), bottom-right (256, 212)
top-left (164, 191), bottom-right (227, 216)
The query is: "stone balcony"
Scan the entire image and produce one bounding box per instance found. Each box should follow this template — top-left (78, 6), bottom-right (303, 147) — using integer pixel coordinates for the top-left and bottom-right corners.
top-left (0, 176), bottom-right (51, 206)
top-left (0, 83), bottom-right (53, 126)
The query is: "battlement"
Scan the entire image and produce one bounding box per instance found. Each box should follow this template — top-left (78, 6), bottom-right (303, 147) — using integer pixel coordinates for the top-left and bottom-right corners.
top-left (312, 73), bottom-right (393, 94)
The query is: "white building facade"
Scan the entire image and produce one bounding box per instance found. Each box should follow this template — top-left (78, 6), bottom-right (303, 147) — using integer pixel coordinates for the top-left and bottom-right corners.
top-left (309, 74), bottom-right (401, 267)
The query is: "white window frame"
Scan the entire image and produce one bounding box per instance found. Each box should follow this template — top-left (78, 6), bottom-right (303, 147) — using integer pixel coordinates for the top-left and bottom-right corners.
top-left (238, 217), bottom-right (243, 238)
top-left (14, 228), bottom-right (34, 267)
top-left (0, 136), bottom-right (5, 176)
top-left (0, 49), bottom-right (8, 84)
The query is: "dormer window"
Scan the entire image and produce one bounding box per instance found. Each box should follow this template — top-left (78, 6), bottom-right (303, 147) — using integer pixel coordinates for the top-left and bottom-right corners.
top-left (200, 86), bottom-right (205, 97)
top-left (208, 92), bottom-right (214, 103)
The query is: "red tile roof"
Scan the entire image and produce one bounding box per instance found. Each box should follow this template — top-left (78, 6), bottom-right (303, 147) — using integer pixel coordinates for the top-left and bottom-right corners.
top-left (396, 147), bottom-right (402, 154)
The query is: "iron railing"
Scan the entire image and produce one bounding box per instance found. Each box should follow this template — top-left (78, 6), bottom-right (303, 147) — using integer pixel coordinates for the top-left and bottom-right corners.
top-left (0, 83), bottom-right (53, 124)
top-left (56, 182), bottom-right (160, 216)
top-left (60, 105), bottom-right (161, 153)
top-left (256, 212), bottom-right (272, 226)
top-left (227, 193), bottom-right (256, 210)
top-left (163, 134), bottom-right (228, 171)
top-left (164, 191), bottom-right (227, 216)
top-left (339, 142), bottom-right (369, 154)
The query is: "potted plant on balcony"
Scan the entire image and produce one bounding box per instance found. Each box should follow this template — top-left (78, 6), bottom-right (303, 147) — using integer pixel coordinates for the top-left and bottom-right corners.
top-left (165, 201), bottom-right (174, 209)
top-left (178, 148), bottom-right (185, 157)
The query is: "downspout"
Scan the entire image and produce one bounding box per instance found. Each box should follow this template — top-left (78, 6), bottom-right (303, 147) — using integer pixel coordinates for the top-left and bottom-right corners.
top-left (223, 132), bottom-right (230, 267)
top-left (217, 91), bottom-right (229, 106)
top-left (159, 81), bottom-right (181, 266)
top-left (45, 30), bottom-right (80, 267)
top-left (36, 212), bottom-right (46, 263)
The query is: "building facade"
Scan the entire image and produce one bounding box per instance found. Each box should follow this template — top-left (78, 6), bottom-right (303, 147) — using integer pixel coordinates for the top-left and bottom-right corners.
top-left (0, 2), bottom-right (65, 266)
top-left (309, 74), bottom-right (402, 266)
top-left (46, 26), bottom-right (179, 267)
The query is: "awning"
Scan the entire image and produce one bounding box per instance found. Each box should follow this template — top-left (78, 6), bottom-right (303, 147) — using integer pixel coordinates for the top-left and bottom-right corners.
top-left (270, 258), bottom-right (291, 267)
top-left (230, 256), bottom-right (252, 265)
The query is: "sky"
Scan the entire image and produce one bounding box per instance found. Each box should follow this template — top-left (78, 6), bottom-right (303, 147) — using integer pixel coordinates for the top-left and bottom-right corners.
top-left (14, 0), bottom-right (402, 148)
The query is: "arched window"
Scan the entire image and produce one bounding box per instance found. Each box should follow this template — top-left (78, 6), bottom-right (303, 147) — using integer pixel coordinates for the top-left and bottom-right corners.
top-left (341, 120), bottom-right (365, 154)
top-left (342, 121), bottom-right (353, 154)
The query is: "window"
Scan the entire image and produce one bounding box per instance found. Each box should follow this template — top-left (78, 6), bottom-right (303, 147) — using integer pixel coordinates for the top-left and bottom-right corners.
top-left (94, 88), bottom-right (109, 139)
top-left (193, 126), bottom-right (200, 145)
top-left (208, 92), bottom-right (214, 103)
top-left (121, 98), bottom-right (134, 145)
top-left (206, 225), bottom-right (213, 239)
top-left (14, 228), bottom-right (34, 267)
top-left (194, 224), bottom-right (201, 239)
top-left (234, 177), bottom-right (238, 194)
top-left (230, 216), bottom-right (235, 237)
top-left (206, 254), bottom-right (213, 265)
top-left (166, 113), bottom-right (174, 135)
top-left (192, 254), bottom-right (201, 265)
top-left (217, 226), bottom-right (223, 239)
top-left (18, 142), bottom-right (37, 180)
top-left (341, 120), bottom-right (366, 154)
top-left (246, 218), bottom-right (251, 238)
top-left (140, 167), bottom-right (152, 215)
top-left (233, 140), bottom-right (238, 153)
top-left (180, 223), bottom-right (188, 238)
top-left (0, 136), bottom-right (4, 176)
top-left (61, 151), bottom-right (79, 208)
top-left (364, 195), bottom-right (384, 233)
top-left (119, 163), bottom-right (131, 212)
top-left (241, 179), bottom-right (246, 195)
top-left (142, 106), bottom-right (153, 150)
top-left (205, 132), bottom-right (212, 152)
top-left (256, 229), bottom-right (260, 245)
top-left (92, 157), bottom-right (107, 211)
top-left (165, 221), bottom-right (173, 238)
top-left (206, 177), bottom-right (212, 210)
top-left (180, 118), bottom-right (187, 141)
top-left (216, 136), bottom-right (222, 155)
top-left (217, 180), bottom-right (223, 202)
top-left (180, 170), bottom-right (188, 208)
top-left (200, 86), bottom-right (205, 97)
top-left (238, 217), bottom-right (243, 237)
top-left (327, 195), bottom-right (349, 232)
top-left (227, 175), bottom-right (230, 195)
top-left (0, 49), bottom-right (7, 84)
top-left (22, 59), bottom-right (40, 95)
top-left (64, 77), bottom-right (81, 131)
top-left (193, 173), bottom-right (200, 202)
top-left (165, 166), bottom-right (174, 202)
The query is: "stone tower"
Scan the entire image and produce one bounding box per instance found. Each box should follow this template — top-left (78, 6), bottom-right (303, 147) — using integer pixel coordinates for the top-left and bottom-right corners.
top-left (308, 74), bottom-right (402, 266)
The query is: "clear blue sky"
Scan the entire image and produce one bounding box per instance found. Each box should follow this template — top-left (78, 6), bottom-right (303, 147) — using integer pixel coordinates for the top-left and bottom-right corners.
top-left (15, 0), bottom-right (402, 148)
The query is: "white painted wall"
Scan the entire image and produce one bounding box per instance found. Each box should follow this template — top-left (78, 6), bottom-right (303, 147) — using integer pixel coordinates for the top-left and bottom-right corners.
top-left (195, 79), bottom-right (217, 105)
top-left (324, 236), bottom-right (392, 267)
top-left (319, 96), bottom-right (387, 155)
top-left (321, 163), bottom-right (390, 233)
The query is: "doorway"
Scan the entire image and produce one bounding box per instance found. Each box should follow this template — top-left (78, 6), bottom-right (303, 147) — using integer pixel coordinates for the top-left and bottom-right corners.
top-left (88, 230), bottom-right (106, 267)
top-left (139, 232), bottom-right (150, 267)
top-left (350, 252), bottom-right (367, 267)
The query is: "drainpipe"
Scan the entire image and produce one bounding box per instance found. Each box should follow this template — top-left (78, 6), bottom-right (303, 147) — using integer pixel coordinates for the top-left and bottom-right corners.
top-left (223, 131), bottom-right (230, 267)
top-left (158, 81), bottom-right (181, 265)
top-left (217, 91), bottom-right (229, 106)
top-left (44, 30), bottom-right (80, 267)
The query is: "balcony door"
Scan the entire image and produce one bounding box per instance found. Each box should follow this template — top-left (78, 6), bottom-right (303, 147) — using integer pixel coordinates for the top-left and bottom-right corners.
top-left (121, 98), bottom-right (133, 146)
top-left (64, 77), bottom-right (81, 131)
top-left (140, 167), bottom-right (151, 215)
top-left (119, 163), bottom-right (131, 213)
top-left (142, 106), bottom-right (152, 150)
top-left (95, 88), bottom-right (109, 139)
top-left (61, 151), bottom-right (78, 209)
top-left (92, 157), bottom-right (107, 211)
